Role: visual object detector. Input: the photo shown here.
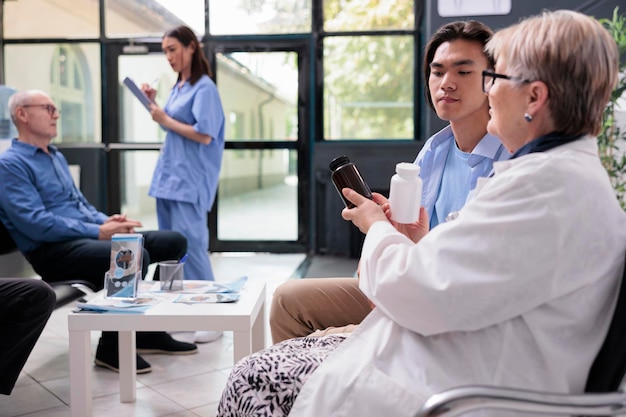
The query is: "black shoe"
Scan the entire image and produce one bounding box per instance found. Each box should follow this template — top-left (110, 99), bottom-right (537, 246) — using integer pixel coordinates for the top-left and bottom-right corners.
top-left (94, 342), bottom-right (152, 374)
top-left (136, 331), bottom-right (198, 355)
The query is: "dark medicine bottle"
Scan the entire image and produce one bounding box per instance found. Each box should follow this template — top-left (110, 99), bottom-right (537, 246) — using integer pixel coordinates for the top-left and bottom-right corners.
top-left (329, 156), bottom-right (373, 208)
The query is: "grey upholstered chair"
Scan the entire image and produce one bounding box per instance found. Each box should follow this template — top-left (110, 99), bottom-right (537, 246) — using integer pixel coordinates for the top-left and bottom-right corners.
top-left (416, 253), bottom-right (626, 417)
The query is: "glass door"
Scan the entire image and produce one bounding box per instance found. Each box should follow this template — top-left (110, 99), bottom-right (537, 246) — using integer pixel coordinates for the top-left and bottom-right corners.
top-left (105, 38), bottom-right (310, 253)
top-left (209, 40), bottom-right (310, 252)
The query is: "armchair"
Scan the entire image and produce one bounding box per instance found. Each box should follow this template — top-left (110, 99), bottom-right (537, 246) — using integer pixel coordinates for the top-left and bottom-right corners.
top-left (416, 253), bottom-right (626, 417)
top-left (0, 220), bottom-right (95, 309)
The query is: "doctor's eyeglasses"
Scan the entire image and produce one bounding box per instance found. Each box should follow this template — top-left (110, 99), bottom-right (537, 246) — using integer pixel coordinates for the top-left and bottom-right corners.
top-left (482, 70), bottom-right (532, 94)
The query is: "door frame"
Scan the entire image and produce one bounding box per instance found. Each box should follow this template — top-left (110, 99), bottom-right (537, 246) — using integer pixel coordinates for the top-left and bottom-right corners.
top-left (207, 36), bottom-right (311, 253)
top-left (103, 36), bottom-right (312, 253)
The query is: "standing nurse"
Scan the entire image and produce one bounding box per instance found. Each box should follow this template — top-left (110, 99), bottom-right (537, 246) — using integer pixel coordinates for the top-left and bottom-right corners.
top-left (142, 25), bottom-right (224, 282)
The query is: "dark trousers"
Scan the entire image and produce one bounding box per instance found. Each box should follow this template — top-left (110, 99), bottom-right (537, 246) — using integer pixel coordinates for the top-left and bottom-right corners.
top-left (25, 231), bottom-right (187, 347)
top-left (0, 279), bottom-right (55, 395)
top-left (26, 230), bottom-right (187, 290)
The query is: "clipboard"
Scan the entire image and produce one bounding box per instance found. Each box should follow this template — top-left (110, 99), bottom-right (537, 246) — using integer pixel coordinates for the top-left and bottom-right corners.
top-left (122, 77), bottom-right (153, 111)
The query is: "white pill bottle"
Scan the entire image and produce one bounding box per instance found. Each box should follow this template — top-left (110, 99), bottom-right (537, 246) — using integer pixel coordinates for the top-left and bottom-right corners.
top-left (389, 162), bottom-right (422, 224)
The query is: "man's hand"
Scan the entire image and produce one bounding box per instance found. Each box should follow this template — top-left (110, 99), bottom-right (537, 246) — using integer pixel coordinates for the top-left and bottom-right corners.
top-left (105, 214), bottom-right (128, 223)
top-left (341, 188), bottom-right (388, 234)
top-left (99, 214), bottom-right (142, 239)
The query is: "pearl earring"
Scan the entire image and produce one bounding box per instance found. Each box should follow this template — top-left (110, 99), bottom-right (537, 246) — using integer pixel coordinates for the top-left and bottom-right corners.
top-left (524, 113), bottom-right (533, 122)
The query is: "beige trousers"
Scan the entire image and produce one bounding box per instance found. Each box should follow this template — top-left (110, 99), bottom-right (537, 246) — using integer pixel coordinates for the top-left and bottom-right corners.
top-left (269, 277), bottom-right (373, 343)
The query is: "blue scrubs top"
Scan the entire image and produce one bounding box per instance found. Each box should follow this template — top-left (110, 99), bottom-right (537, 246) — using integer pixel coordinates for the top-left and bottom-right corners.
top-left (149, 75), bottom-right (225, 211)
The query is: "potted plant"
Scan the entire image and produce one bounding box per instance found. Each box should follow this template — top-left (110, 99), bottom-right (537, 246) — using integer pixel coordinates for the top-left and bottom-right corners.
top-left (597, 7), bottom-right (626, 209)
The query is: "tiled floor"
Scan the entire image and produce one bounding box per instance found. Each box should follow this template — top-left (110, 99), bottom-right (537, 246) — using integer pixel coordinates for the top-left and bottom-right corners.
top-left (0, 252), bottom-right (362, 417)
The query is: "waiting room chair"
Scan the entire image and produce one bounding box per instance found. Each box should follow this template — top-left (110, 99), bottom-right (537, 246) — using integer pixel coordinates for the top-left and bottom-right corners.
top-left (0, 219), bottom-right (96, 309)
top-left (416, 253), bottom-right (626, 417)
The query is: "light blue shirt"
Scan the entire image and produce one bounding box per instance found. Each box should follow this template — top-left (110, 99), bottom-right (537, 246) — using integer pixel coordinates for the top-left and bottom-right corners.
top-left (0, 139), bottom-right (108, 253)
top-left (414, 125), bottom-right (510, 228)
top-left (149, 75), bottom-right (225, 211)
top-left (431, 143), bottom-right (472, 227)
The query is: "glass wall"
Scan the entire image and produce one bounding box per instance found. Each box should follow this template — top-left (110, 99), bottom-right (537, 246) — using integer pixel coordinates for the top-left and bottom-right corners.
top-left (323, 35), bottom-right (414, 140)
top-left (1, 0), bottom-right (418, 252)
top-left (323, 0), bottom-right (414, 31)
top-left (218, 149), bottom-right (298, 241)
top-left (119, 150), bottom-right (160, 231)
top-left (218, 52), bottom-right (298, 142)
top-left (2, 0), bottom-right (417, 145)
top-left (105, 0), bottom-right (206, 37)
top-left (209, 0), bottom-right (311, 35)
top-left (118, 54), bottom-right (173, 143)
top-left (3, 0), bottom-right (99, 39)
top-left (323, 0), bottom-right (415, 140)
top-left (4, 43), bottom-right (102, 144)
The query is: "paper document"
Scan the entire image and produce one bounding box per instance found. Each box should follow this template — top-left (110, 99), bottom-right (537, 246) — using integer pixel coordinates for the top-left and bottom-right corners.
top-left (122, 77), bottom-right (153, 111)
top-left (75, 295), bottom-right (161, 314)
top-left (150, 276), bottom-right (248, 294)
top-left (173, 293), bottom-right (240, 304)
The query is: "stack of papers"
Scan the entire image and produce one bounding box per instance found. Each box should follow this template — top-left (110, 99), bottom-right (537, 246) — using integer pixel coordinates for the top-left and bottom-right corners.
top-left (173, 293), bottom-right (240, 304)
top-left (150, 276), bottom-right (248, 295)
top-left (74, 276), bottom-right (249, 313)
top-left (76, 295), bottom-right (161, 314)
top-left (157, 276), bottom-right (248, 304)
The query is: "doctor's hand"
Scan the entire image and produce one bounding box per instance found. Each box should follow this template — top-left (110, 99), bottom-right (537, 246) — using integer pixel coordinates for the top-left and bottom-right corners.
top-left (397, 207), bottom-right (429, 243)
top-left (341, 188), bottom-right (388, 234)
top-left (148, 103), bottom-right (171, 126)
top-left (141, 83), bottom-right (157, 101)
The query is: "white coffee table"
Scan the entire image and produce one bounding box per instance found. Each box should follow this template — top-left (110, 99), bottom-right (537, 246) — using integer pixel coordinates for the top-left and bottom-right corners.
top-left (68, 279), bottom-right (266, 417)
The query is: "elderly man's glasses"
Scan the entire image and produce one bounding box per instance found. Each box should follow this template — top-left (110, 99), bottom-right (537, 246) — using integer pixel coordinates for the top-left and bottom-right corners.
top-left (482, 70), bottom-right (531, 94)
top-left (22, 104), bottom-right (60, 116)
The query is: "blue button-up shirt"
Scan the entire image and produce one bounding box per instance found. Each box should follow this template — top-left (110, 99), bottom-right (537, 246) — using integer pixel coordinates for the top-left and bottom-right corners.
top-left (0, 139), bottom-right (108, 253)
top-left (415, 125), bottom-right (510, 227)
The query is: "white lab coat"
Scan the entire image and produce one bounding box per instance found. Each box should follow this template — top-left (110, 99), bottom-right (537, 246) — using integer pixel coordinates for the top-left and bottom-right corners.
top-left (290, 137), bottom-right (626, 417)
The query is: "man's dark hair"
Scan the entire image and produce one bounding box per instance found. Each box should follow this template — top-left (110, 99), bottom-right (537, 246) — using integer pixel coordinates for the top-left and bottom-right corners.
top-left (423, 21), bottom-right (494, 111)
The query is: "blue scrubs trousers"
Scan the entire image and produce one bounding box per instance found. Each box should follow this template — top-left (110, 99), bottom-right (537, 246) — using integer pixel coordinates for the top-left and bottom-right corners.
top-left (156, 198), bottom-right (215, 281)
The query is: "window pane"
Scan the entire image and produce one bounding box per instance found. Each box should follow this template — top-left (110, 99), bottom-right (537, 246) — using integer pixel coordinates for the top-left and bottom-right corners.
top-left (3, 0), bottom-right (98, 39)
top-left (105, 0), bottom-right (205, 38)
top-left (324, 0), bottom-right (414, 31)
top-left (118, 54), bottom-right (177, 143)
top-left (218, 149), bottom-right (298, 241)
top-left (209, 0), bottom-right (311, 35)
top-left (216, 52), bottom-right (298, 141)
top-left (4, 43), bottom-right (102, 144)
top-left (120, 151), bottom-right (159, 231)
top-left (324, 36), bottom-right (414, 140)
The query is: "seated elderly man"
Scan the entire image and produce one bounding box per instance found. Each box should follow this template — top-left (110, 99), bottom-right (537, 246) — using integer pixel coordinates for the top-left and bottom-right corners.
top-left (0, 89), bottom-right (196, 374)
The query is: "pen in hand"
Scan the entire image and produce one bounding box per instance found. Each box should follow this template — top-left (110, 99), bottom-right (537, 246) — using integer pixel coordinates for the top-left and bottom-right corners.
top-left (142, 78), bottom-right (159, 102)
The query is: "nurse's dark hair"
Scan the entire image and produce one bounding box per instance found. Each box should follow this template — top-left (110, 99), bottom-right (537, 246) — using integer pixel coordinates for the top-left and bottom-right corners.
top-left (163, 25), bottom-right (212, 85)
top-left (423, 20), bottom-right (494, 111)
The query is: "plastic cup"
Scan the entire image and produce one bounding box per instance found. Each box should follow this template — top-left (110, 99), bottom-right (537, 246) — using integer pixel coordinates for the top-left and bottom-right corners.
top-left (158, 260), bottom-right (184, 291)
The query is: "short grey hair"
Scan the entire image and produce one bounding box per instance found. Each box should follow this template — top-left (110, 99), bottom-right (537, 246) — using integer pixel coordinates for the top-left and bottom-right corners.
top-left (485, 10), bottom-right (618, 137)
top-left (8, 89), bottom-right (50, 124)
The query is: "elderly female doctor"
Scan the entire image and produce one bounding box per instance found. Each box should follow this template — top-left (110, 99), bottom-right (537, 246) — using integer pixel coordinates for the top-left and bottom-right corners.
top-left (217, 10), bottom-right (626, 417)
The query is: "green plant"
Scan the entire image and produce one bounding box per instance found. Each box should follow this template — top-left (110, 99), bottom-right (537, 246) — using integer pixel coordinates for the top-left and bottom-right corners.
top-left (597, 7), bottom-right (626, 209)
